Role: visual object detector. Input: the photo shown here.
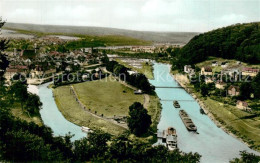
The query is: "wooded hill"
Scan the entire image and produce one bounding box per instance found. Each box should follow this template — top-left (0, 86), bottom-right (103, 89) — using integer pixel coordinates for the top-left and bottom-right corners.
top-left (4, 23), bottom-right (197, 44)
top-left (172, 22), bottom-right (260, 69)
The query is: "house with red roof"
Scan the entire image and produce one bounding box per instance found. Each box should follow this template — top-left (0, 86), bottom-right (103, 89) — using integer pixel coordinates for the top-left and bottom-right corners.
top-left (242, 67), bottom-right (259, 77)
top-left (236, 100), bottom-right (251, 111)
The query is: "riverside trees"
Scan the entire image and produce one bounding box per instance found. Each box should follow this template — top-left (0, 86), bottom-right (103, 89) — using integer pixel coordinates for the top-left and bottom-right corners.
top-left (105, 60), bottom-right (155, 93)
top-left (127, 102), bottom-right (152, 136)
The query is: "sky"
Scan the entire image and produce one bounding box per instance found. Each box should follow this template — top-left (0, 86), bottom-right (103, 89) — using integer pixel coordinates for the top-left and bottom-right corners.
top-left (0, 0), bottom-right (259, 32)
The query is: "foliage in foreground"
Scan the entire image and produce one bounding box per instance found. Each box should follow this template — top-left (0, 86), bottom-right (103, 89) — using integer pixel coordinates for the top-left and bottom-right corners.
top-left (0, 106), bottom-right (202, 162)
top-left (230, 151), bottom-right (260, 163)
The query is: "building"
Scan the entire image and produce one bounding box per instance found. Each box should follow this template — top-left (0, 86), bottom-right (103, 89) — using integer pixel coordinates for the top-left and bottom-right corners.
top-left (205, 77), bottom-right (213, 84)
top-left (236, 100), bottom-right (251, 111)
top-left (221, 62), bottom-right (228, 68)
top-left (215, 81), bottom-right (226, 89)
top-left (184, 65), bottom-right (195, 74)
top-left (4, 68), bottom-right (19, 81)
top-left (242, 67), bottom-right (259, 77)
top-left (9, 65), bottom-right (29, 73)
top-left (201, 66), bottom-right (213, 76)
top-left (228, 85), bottom-right (240, 96)
top-left (212, 61), bottom-right (218, 67)
top-left (132, 46), bottom-right (155, 53)
top-left (4, 65), bottom-right (28, 81)
top-left (31, 65), bottom-right (56, 78)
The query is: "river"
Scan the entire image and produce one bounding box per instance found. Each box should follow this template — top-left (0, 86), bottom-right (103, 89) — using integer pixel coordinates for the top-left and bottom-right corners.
top-left (38, 83), bottom-right (86, 141)
top-left (36, 62), bottom-right (258, 162)
top-left (149, 63), bottom-right (258, 163)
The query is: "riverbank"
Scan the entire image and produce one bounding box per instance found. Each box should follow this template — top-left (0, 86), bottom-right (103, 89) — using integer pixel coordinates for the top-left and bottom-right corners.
top-left (53, 85), bottom-right (126, 136)
top-left (9, 85), bottom-right (43, 126)
top-left (172, 73), bottom-right (260, 151)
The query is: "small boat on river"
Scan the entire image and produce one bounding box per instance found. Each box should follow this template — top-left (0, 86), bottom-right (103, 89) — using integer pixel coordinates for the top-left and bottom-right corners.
top-left (179, 110), bottom-right (197, 132)
top-left (81, 126), bottom-right (92, 133)
top-left (173, 100), bottom-right (180, 108)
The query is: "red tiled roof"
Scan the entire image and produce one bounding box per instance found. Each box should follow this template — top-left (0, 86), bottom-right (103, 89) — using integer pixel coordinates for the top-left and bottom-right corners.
top-left (242, 67), bottom-right (259, 73)
top-left (16, 65), bottom-right (28, 70)
top-left (9, 65), bottom-right (28, 70)
top-left (6, 68), bottom-right (19, 73)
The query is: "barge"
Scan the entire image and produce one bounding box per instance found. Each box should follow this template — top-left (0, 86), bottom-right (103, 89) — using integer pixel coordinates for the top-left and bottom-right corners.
top-left (173, 100), bottom-right (180, 108)
top-left (179, 110), bottom-right (197, 132)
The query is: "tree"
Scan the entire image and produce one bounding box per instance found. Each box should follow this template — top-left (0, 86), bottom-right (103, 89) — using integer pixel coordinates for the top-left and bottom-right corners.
top-left (1, 130), bottom-right (63, 162)
top-left (109, 135), bottom-right (133, 161)
top-left (10, 81), bottom-right (28, 109)
top-left (200, 83), bottom-right (209, 97)
top-left (0, 23), bottom-right (9, 78)
top-left (101, 52), bottom-right (109, 64)
top-left (252, 73), bottom-right (260, 99)
top-left (239, 82), bottom-right (253, 100)
top-left (74, 138), bottom-right (91, 161)
top-left (24, 93), bottom-right (42, 115)
top-left (87, 130), bottom-right (111, 159)
top-left (127, 102), bottom-right (152, 136)
top-left (230, 151), bottom-right (260, 163)
top-left (0, 19), bottom-right (9, 78)
top-left (172, 22), bottom-right (260, 70)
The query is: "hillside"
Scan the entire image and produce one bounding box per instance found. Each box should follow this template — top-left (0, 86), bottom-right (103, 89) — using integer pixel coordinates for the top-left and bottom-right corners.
top-left (172, 22), bottom-right (260, 69)
top-left (4, 23), bottom-right (198, 44)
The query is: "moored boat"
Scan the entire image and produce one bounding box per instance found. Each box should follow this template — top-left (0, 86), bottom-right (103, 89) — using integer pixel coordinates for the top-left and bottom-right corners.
top-left (166, 127), bottom-right (177, 150)
top-left (81, 126), bottom-right (92, 133)
top-left (173, 100), bottom-right (180, 108)
top-left (179, 110), bottom-right (197, 132)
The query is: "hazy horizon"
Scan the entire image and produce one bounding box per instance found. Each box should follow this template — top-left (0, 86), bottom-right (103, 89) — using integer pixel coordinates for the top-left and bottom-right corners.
top-left (1, 0), bottom-right (259, 33)
top-left (4, 22), bottom-right (201, 33)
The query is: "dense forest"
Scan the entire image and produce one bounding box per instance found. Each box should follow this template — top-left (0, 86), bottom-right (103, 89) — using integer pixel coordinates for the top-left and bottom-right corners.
top-left (172, 22), bottom-right (260, 70)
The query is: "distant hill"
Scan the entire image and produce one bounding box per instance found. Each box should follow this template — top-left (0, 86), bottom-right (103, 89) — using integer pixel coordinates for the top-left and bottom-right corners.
top-left (4, 23), bottom-right (198, 44)
top-left (172, 22), bottom-right (260, 69)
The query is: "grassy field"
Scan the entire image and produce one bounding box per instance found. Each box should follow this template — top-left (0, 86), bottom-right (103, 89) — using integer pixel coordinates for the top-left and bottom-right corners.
top-left (53, 85), bottom-right (126, 135)
top-left (73, 78), bottom-right (144, 117)
top-left (193, 90), bottom-right (260, 150)
top-left (11, 102), bottom-right (42, 126)
top-left (53, 77), bottom-right (162, 135)
top-left (116, 59), bottom-right (154, 79)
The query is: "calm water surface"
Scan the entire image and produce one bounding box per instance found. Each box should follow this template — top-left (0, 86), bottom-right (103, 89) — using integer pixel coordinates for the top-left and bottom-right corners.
top-left (38, 83), bottom-right (86, 141)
